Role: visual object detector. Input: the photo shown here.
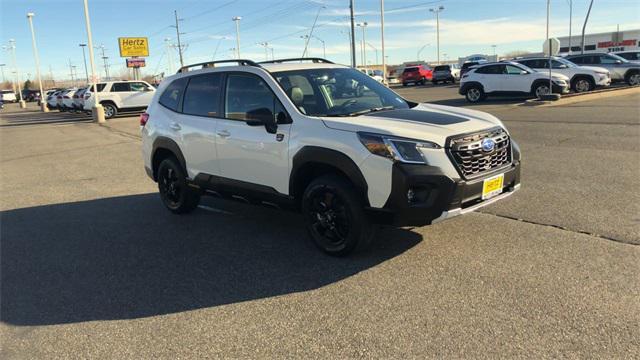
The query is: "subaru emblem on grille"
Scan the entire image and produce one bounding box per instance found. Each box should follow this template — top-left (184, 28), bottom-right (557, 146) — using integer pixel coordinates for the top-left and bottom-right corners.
top-left (481, 138), bottom-right (495, 152)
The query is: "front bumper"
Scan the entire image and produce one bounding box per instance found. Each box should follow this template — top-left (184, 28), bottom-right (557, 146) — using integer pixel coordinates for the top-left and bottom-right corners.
top-left (553, 83), bottom-right (570, 94)
top-left (367, 160), bottom-right (521, 226)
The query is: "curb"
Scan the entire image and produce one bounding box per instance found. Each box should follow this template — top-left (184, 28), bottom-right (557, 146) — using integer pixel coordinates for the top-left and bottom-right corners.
top-left (521, 86), bottom-right (639, 107)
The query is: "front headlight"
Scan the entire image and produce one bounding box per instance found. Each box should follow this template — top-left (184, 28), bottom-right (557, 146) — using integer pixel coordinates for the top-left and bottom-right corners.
top-left (358, 132), bottom-right (440, 164)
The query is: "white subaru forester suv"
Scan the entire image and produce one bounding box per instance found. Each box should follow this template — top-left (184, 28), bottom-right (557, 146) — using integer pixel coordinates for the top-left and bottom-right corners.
top-left (141, 58), bottom-right (521, 256)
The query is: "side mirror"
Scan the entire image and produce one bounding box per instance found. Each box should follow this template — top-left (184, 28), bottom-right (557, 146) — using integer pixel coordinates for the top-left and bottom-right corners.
top-left (520, 70), bottom-right (528, 75)
top-left (245, 107), bottom-right (278, 134)
top-left (557, 64), bottom-right (568, 69)
top-left (615, 60), bottom-right (623, 64)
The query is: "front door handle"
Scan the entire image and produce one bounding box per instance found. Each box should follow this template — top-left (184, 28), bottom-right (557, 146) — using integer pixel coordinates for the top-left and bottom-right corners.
top-left (216, 130), bottom-right (231, 138)
top-left (169, 122), bottom-right (181, 131)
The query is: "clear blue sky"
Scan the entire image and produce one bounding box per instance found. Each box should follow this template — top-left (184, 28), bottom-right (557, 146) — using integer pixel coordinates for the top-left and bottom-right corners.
top-left (1, 0), bottom-right (639, 82)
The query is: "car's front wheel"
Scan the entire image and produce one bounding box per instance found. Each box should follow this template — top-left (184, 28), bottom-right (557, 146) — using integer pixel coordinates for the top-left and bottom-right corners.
top-left (572, 77), bottom-right (594, 92)
top-left (302, 175), bottom-right (374, 256)
top-left (626, 72), bottom-right (640, 86)
top-left (465, 85), bottom-right (485, 103)
top-left (534, 83), bottom-right (551, 98)
top-left (157, 157), bottom-right (200, 214)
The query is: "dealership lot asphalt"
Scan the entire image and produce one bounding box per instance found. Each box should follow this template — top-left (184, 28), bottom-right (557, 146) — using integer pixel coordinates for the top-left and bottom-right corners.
top-left (1, 89), bottom-right (639, 358)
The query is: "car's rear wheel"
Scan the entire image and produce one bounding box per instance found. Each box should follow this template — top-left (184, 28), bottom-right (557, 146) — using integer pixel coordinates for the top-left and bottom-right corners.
top-left (465, 86), bottom-right (485, 103)
top-left (626, 72), bottom-right (640, 86)
top-left (102, 103), bottom-right (117, 119)
top-left (534, 83), bottom-right (551, 98)
top-left (572, 77), bottom-right (594, 92)
top-left (302, 175), bottom-right (374, 256)
top-left (157, 157), bottom-right (200, 214)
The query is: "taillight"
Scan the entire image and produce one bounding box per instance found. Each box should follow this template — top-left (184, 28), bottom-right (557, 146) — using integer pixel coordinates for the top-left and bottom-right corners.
top-left (140, 112), bottom-right (149, 127)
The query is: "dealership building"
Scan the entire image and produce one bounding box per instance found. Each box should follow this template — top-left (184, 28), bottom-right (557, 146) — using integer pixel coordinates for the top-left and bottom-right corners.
top-left (557, 29), bottom-right (639, 53)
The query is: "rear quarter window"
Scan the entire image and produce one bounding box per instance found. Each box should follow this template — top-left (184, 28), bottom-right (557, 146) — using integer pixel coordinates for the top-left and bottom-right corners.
top-left (159, 77), bottom-right (188, 112)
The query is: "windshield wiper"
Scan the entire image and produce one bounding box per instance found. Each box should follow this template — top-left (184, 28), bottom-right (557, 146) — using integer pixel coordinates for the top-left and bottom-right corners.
top-left (345, 106), bottom-right (395, 117)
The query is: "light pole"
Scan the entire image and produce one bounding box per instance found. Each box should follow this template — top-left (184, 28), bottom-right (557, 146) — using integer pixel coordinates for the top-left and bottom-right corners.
top-left (380, 0), bottom-right (387, 84)
top-left (8, 39), bottom-right (26, 108)
top-left (79, 44), bottom-right (89, 83)
top-left (213, 37), bottom-right (228, 61)
top-left (366, 42), bottom-right (378, 65)
top-left (300, 35), bottom-right (310, 56)
top-left (258, 42), bottom-right (270, 60)
top-left (417, 43), bottom-right (429, 61)
top-left (0, 64), bottom-right (5, 82)
top-left (491, 44), bottom-right (497, 58)
top-left (568, 0), bottom-right (572, 54)
top-left (232, 16), bottom-right (242, 59)
top-left (357, 22), bottom-right (368, 68)
top-left (27, 12), bottom-right (48, 111)
top-left (164, 38), bottom-right (175, 73)
top-left (82, 0), bottom-right (105, 123)
top-left (95, 45), bottom-right (109, 80)
top-left (311, 35), bottom-right (326, 59)
top-left (429, 6), bottom-right (444, 64)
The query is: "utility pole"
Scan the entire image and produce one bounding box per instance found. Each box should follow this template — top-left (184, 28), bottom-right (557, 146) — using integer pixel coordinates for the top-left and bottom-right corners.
top-left (82, 0), bottom-right (105, 122)
top-left (349, 0), bottom-right (357, 68)
top-left (357, 22), bottom-right (368, 68)
top-left (258, 42), bottom-right (270, 60)
top-left (8, 39), bottom-right (26, 108)
top-left (380, 0), bottom-right (387, 84)
top-left (27, 12), bottom-right (48, 111)
top-left (302, 6), bottom-right (324, 57)
top-left (0, 64), bottom-right (5, 82)
top-left (581, 0), bottom-right (594, 54)
top-left (568, 0), bottom-right (573, 53)
top-left (79, 44), bottom-right (89, 83)
top-left (174, 10), bottom-right (185, 67)
top-left (430, 6), bottom-right (444, 64)
top-left (300, 35), bottom-right (310, 56)
top-left (96, 45), bottom-right (109, 80)
top-left (232, 16), bottom-right (242, 59)
top-left (49, 64), bottom-right (55, 86)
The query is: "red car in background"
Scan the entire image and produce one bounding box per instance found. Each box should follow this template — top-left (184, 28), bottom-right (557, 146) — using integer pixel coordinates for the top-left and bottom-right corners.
top-left (401, 65), bottom-right (433, 86)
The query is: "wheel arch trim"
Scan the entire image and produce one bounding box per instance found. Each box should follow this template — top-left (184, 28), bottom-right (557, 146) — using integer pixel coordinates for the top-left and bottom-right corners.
top-left (151, 137), bottom-right (187, 181)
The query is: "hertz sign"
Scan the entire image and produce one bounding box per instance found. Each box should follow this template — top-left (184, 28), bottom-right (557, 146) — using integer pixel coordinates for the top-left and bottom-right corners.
top-left (118, 37), bottom-right (149, 57)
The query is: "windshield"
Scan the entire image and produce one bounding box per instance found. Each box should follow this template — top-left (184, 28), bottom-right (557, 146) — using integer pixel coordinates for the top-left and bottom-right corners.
top-left (273, 68), bottom-right (410, 117)
top-left (607, 53), bottom-right (629, 63)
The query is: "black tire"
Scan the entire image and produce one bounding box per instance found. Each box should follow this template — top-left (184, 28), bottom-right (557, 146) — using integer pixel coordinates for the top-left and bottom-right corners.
top-left (625, 71), bottom-right (640, 86)
top-left (533, 82), bottom-right (551, 99)
top-left (157, 157), bottom-right (200, 214)
top-left (465, 85), bottom-right (485, 103)
top-left (419, 77), bottom-right (426, 85)
top-left (571, 76), bottom-right (594, 92)
top-left (402, 82), bottom-right (408, 87)
top-left (432, 80), bottom-right (438, 85)
top-left (102, 102), bottom-right (117, 119)
top-left (302, 174), bottom-right (374, 256)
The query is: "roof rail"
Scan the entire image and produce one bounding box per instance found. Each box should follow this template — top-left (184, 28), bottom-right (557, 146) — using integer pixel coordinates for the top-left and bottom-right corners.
top-left (258, 57), bottom-right (335, 64)
top-left (177, 59), bottom-right (261, 73)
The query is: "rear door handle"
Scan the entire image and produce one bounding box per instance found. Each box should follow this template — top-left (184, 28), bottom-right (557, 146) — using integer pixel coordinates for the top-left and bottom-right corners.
top-left (169, 122), bottom-right (181, 131)
top-left (217, 130), bottom-right (230, 138)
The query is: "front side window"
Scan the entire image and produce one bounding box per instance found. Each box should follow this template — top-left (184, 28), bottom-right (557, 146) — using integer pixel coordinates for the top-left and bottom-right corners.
top-left (159, 77), bottom-right (188, 112)
top-left (112, 83), bottom-right (131, 92)
top-left (273, 68), bottom-right (410, 117)
top-left (505, 65), bottom-right (525, 74)
top-left (225, 74), bottom-right (280, 121)
top-left (183, 73), bottom-right (222, 117)
top-left (600, 54), bottom-right (627, 64)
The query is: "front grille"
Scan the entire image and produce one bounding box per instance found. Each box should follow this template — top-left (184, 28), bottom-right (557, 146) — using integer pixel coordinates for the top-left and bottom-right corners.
top-left (447, 128), bottom-right (512, 179)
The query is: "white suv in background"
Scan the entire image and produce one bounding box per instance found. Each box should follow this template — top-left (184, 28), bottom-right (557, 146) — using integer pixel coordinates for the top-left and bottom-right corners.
top-left (83, 80), bottom-right (155, 119)
top-left (141, 58), bottom-right (521, 256)
top-left (513, 56), bottom-right (610, 92)
top-left (459, 61), bottom-right (570, 103)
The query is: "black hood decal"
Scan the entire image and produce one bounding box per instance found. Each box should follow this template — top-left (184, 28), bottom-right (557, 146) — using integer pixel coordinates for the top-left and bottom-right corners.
top-left (370, 109), bottom-right (469, 125)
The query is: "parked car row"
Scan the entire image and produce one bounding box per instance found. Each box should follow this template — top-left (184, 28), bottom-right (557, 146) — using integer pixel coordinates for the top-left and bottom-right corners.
top-left (45, 80), bottom-right (156, 119)
top-left (458, 52), bottom-right (639, 103)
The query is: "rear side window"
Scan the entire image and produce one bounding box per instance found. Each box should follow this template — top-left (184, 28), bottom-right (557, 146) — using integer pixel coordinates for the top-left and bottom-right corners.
top-left (112, 83), bottom-right (131, 92)
top-left (475, 65), bottom-right (502, 74)
top-left (159, 77), bottom-right (188, 112)
top-left (182, 73), bottom-right (223, 117)
top-left (89, 84), bottom-right (106, 92)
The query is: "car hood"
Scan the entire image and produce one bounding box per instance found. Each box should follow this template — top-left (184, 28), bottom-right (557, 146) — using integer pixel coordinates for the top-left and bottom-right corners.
top-left (320, 103), bottom-right (505, 146)
top-left (579, 65), bottom-right (609, 73)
